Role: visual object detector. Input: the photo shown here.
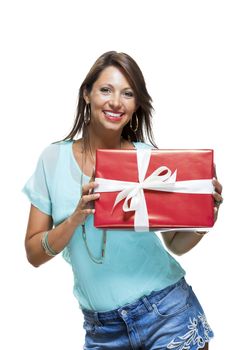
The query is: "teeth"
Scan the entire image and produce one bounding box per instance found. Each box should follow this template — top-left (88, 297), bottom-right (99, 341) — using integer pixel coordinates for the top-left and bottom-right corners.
top-left (104, 111), bottom-right (122, 118)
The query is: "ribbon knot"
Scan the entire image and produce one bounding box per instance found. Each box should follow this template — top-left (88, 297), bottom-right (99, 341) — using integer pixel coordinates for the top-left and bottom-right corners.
top-left (113, 165), bottom-right (177, 213)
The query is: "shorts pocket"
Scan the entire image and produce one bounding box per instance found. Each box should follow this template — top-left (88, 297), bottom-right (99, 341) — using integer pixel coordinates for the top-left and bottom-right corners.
top-left (153, 282), bottom-right (191, 318)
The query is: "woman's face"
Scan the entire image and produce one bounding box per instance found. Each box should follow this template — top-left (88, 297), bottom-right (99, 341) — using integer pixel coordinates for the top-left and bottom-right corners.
top-left (84, 65), bottom-right (137, 134)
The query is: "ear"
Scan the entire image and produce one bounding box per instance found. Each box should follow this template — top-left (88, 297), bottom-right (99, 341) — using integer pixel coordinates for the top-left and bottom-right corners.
top-left (83, 89), bottom-right (90, 104)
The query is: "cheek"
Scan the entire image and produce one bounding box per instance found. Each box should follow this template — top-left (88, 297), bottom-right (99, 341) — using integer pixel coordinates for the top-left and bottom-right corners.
top-left (126, 100), bottom-right (137, 113)
top-left (93, 96), bottom-right (110, 109)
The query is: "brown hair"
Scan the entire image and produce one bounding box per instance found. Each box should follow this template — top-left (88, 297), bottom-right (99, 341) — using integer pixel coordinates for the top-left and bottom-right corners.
top-left (63, 51), bottom-right (157, 147)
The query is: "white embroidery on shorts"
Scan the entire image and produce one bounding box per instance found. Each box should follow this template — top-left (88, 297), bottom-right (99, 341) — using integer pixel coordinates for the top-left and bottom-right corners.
top-left (167, 313), bottom-right (213, 349)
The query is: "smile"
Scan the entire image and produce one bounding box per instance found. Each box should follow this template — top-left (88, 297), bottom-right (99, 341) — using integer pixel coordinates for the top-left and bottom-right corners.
top-left (103, 110), bottom-right (125, 122)
top-left (103, 111), bottom-right (124, 118)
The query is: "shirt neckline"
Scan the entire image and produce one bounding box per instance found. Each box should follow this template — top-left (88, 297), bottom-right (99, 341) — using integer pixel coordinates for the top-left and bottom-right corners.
top-left (70, 139), bottom-right (138, 179)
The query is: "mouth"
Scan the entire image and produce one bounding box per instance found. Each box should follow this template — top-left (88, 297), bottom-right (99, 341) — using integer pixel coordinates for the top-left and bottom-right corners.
top-left (103, 110), bottom-right (124, 121)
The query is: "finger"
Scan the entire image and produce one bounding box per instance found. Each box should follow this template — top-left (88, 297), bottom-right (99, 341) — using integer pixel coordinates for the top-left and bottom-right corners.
top-left (83, 208), bottom-right (95, 215)
top-left (81, 193), bottom-right (100, 206)
top-left (214, 207), bottom-right (218, 222)
top-left (89, 167), bottom-right (95, 183)
top-left (212, 191), bottom-right (223, 203)
top-left (212, 191), bottom-right (223, 211)
top-left (82, 181), bottom-right (98, 195)
top-left (88, 169), bottom-right (96, 194)
top-left (212, 178), bottom-right (223, 194)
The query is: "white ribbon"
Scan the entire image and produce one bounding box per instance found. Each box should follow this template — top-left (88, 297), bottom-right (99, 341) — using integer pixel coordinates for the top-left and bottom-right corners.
top-left (95, 149), bottom-right (214, 231)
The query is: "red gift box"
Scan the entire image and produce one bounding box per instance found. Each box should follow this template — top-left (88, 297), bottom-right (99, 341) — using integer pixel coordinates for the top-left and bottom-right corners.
top-left (94, 149), bottom-right (214, 230)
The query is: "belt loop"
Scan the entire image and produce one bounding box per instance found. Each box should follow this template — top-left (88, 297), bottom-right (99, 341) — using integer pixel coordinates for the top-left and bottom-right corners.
top-left (141, 296), bottom-right (154, 312)
top-left (93, 312), bottom-right (103, 326)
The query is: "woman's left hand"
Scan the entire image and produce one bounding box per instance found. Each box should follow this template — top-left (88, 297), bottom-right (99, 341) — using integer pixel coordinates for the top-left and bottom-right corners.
top-left (212, 166), bottom-right (223, 222)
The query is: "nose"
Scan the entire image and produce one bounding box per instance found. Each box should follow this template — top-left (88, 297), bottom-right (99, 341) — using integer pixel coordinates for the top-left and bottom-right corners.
top-left (109, 92), bottom-right (122, 109)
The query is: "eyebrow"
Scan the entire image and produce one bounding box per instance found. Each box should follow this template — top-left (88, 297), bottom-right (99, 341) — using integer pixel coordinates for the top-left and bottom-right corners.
top-left (100, 83), bottom-right (133, 90)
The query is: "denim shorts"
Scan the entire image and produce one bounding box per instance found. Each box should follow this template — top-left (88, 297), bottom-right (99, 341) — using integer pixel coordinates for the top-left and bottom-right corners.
top-left (82, 277), bottom-right (214, 350)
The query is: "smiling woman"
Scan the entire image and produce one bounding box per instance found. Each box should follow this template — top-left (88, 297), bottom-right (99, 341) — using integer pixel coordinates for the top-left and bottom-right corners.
top-left (22, 51), bottom-right (222, 349)
top-left (64, 51), bottom-right (156, 150)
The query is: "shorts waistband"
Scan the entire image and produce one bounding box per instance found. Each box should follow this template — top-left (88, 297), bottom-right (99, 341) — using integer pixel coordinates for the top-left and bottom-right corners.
top-left (81, 277), bottom-right (187, 325)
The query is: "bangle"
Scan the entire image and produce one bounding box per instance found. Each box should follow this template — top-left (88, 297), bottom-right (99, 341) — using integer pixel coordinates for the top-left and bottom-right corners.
top-left (41, 231), bottom-right (59, 257)
top-left (195, 231), bottom-right (209, 236)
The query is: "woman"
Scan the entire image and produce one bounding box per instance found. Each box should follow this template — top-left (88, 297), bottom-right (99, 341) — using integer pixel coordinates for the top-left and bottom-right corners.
top-left (23, 51), bottom-right (223, 350)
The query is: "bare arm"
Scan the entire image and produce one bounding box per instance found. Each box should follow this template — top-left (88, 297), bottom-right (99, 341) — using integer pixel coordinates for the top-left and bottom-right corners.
top-left (25, 205), bottom-right (79, 267)
top-left (25, 181), bottom-right (99, 267)
top-left (161, 230), bottom-right (205, 256)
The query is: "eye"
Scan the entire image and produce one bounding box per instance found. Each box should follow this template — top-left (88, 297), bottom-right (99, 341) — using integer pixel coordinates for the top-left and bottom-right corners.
top-left (123, 90), bottom-right (134, 98)
top-left (100, 87), bottom-right (111, 94)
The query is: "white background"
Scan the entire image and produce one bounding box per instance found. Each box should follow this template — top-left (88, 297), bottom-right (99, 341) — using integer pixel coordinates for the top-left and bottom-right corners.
top-left (1, 0), bottom-right (232, 349)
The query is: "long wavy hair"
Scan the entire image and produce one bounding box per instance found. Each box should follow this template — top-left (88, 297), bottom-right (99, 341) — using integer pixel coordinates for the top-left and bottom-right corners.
top-left (62, 51), bottom-right (157, 147)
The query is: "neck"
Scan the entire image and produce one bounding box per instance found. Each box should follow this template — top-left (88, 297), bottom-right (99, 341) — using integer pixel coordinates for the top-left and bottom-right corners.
top-left (85, 126), bottom-right (123, 152)
top-left (81, 129), bottom-right (123, 169)
top-left (88, 137), bottom-right (122, 151)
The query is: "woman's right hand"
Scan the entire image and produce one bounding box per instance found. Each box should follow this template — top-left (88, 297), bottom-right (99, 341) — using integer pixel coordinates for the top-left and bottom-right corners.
top-left (70, 179), bottom-right (100, 226)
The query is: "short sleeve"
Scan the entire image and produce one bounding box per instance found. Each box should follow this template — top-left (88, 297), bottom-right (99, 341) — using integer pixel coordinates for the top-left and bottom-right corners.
top-left (22, 145), bottom-right (55, 215)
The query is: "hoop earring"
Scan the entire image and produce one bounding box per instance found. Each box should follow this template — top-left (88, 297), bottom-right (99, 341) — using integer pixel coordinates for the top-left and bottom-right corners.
top-left (130, 114), bottom-right (138, 132)
top-left (84, 104), bottom-right (91, 125)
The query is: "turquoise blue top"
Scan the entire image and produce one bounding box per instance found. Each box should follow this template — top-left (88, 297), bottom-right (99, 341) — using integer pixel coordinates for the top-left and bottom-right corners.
top-left (22, 140), bottom-right (185, 312)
